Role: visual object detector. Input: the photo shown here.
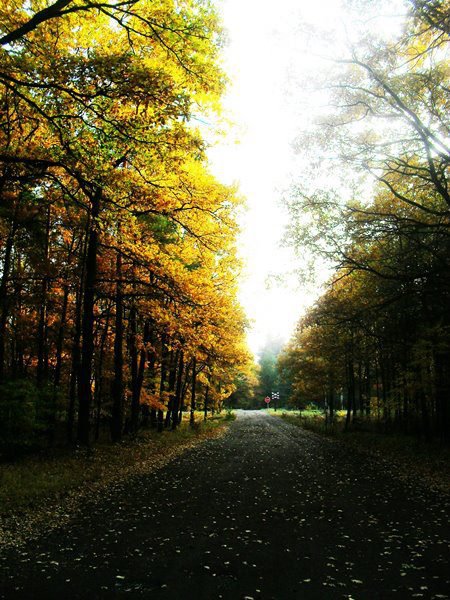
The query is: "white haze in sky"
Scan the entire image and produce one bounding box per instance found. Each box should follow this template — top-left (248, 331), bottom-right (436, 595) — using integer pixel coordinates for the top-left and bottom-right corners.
top-left (208, 0), bottom-right (406, 356)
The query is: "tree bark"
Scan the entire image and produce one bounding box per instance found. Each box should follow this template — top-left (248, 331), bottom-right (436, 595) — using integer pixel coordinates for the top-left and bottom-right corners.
top-left (129, 307), bottom-right (149, 433)
top-left (157, 332), bottom-right (169, 433)
top-left (190, 356), bottom-right (197, 426)
top-left (111, 249), bottom-right (124, 442)
top-left (0, 0), bottom-right (73, 46)
top-left (54, 285), bottom-right (69, 388)
top-left (146, 325), bottom-right (157, 429)
top-left (77, 187), bottom-right (101, 446)
top-left (345, 355), bottom-right (354, 431)
top-left (165, 350), bottom-right (178, 428)
top-left (204, 385), bottom-right (209, 421)
top-left (0, 220), bottom-right (16, 383)
top-left (94, 302), bottom-right (111, 441)
top-left (37, 204), bottom-right (51, 386)
top-left (12, 252), bottom-right (24, 378)
top-left (68, 282), bottom-right (82, 442)
top-left (171, 351), bottom-right (184, 430)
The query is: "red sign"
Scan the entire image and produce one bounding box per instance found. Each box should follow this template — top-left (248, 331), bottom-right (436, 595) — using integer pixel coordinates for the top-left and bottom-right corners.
top-left (264, 397), bottom-right (271, 404)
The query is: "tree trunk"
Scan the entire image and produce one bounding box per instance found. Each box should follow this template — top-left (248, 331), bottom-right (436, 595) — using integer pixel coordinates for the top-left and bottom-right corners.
top-left (375, 356), bottom-right (381, 421)
top-left (327, 372), bottom-right (335, 425)
top-left (345, 355), bottom-right (354, 431)
top-left (380, 356), bottom-right (388, 426)
top-left (146, 326), bottom-right (157, 429)
top-left (171, 351), bottom-right (184, 430)
top-left (165, 350), bottom-right (178, 428)
top-left (365, 360), bottom-right (371, 417)
top-left (128, 300), bottom-right (138, 433)
top-left (129, 309), bottom-right (149, 434)
top-left (68, 226), bottom-right (88, 443)
top-left (157, 333), bottom-right (169, 433)
top-left (37, 205), bottom-right (51, 387)
top-left (94, 302), bottom-right (111, 441)
top-left (77, 187), bottom-right (101, 446)
top-left (111, 249), bottom-right (124, 443)
top-left (204, 385), bottom-right (209, 421)
top-left (357, 360), bottom-right (363, 417)
top-left (190, 356), bottom-right (197, 426)
top-left (0, 221), bottom-right (16, 383)
top-left (54, 285), bottom-right (69, 388)
top-left (11, 253), bottom-right (24, 378)
top-left (68, 283), bottom-right (82, 442)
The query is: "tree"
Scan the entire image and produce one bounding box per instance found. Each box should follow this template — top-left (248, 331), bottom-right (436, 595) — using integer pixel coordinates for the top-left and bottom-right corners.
top-left (255, 338), bottom-right (284, 408)
top-left (0, 0), bottom-right (254, 450)
top-left (283, 0), bottom-right (450, 440)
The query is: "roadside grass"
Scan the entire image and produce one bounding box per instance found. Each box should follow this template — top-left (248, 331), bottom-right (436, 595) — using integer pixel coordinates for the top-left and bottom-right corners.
top-left (278, 410), bottom-right (341, 435)
top-left (0, 411), bottom-right (232, 515)
top-left (224, 408), bottom-right (237, 421)
top-left (276, 410), bottom-right (450, 494)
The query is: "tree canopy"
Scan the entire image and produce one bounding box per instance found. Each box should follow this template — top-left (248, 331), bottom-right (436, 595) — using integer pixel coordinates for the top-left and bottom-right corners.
top-left (0, 0), bottom-right (253, 451)
top-left (282, 0), bottom-right (450, 441)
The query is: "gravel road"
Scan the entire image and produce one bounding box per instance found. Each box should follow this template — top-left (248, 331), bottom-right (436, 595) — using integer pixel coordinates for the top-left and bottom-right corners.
top-left (1, 410), bottom-right (449, 599)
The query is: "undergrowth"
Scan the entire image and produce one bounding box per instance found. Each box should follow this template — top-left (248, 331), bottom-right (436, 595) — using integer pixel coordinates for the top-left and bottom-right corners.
top-left (0, 412), bottom-right (232, 515)
top-left (277, 411), bottom-right (450, 493)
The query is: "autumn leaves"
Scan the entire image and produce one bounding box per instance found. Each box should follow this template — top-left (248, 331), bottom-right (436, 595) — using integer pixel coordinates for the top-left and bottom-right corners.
top-left (0, 0), bottom-right (251, 448)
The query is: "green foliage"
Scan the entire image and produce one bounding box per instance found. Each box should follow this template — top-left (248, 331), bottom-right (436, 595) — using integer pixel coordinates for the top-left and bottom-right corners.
top-left (224, 408), bottom-right (236, 421)
top-left (0, 380), bottom-right (36, 442)
top-left (259, 351), bottom-right (278, 395)
top-left (254, 337), bottom-right (288, 409)
top-left (0, 380), bottom-right (62, 456)
top-left (227, 369), bottom-right (258, 409)
top-left (280, 411), bottom-right (339, 435)
top-left (140, 214), bottom-right (179, 245)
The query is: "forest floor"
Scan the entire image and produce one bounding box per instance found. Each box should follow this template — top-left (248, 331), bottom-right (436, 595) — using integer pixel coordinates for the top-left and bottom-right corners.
top-left (1, 410), bottom-right (450, 599)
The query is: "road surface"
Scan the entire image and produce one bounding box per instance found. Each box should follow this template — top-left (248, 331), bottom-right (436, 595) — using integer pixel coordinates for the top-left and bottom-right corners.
top-left (1, 411), bottom-right (449, 599)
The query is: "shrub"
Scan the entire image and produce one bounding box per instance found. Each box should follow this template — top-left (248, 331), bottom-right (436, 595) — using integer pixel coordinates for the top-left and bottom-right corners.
top-left (0, 380), bottom-right (62, 457)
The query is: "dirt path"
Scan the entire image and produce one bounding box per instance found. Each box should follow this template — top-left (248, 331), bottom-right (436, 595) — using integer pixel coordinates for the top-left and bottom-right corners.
top-left (1, 411), bottom-right (449, 599)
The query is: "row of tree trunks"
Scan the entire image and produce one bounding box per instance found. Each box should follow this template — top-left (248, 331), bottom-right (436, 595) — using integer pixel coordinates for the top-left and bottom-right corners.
top-left (111, 247), bottom-right (124, 443)
top-left (36, 204), bottom-right (51, 387)
top-left (0, 193), bottom-right (216, 446)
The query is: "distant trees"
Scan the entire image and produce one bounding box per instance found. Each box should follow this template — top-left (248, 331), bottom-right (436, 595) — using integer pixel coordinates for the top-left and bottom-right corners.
top-left (0, 0), bottom-right (252, 453)
top-left (259, 344), bottom-right (279, 399)
top-left (253, 338), bottom-right (291, 409)
top-left (282, 0), bottom-right (450, 440)
top-left (226, 367), bottom-right (258, 410)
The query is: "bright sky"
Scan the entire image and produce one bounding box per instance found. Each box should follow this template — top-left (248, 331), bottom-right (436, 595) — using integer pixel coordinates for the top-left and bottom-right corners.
top-left (207, 0), bottom-right (407, 357)
top-left (207, 0), bottom-right (344, 356)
